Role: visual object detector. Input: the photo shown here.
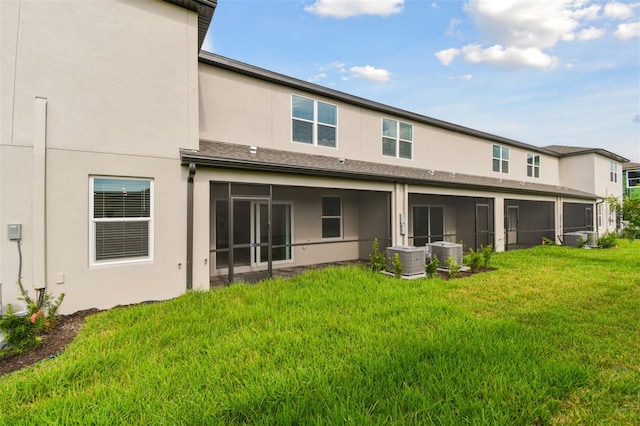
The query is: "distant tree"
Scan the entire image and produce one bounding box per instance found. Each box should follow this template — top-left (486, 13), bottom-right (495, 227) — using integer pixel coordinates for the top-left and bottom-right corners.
top-left (607, 196), bottom-right (640, 239)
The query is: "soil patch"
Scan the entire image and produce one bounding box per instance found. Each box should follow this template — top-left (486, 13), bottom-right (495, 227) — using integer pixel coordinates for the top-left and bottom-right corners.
top-left (0, 309), bottom-right (99, 377)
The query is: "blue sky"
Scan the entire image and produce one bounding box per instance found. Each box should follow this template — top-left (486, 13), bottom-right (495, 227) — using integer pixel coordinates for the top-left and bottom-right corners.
top-left (203, 0), bottom-right (640, 162)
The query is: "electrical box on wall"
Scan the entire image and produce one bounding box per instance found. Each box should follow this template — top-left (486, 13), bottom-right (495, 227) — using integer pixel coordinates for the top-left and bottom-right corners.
top-left (7, 224), bottom-right (22, 240)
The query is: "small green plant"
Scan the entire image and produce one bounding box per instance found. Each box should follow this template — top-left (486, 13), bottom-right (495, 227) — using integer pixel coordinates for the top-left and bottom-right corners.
top-left (464, 248), bottom-right (482, 273)
top-left (425, 254), bottom-right (439, 278)
top-left (369, 238), bottom-right (386, 272)
top-left (391, 253), bottom-right (403, 279)
top-left (597, 232), bottom-right (618, 249)
top-left (0, 280), bottom-right (65, 354)
top-left (446, 256), bottom-right (461, 279)
top-left (481, 244), bottom-right (494, 269)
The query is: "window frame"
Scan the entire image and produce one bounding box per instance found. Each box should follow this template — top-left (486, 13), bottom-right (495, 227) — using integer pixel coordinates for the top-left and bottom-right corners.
top-left (610, 161), bottom-right (618, 183)
top-left (321, 196), bottom-right (342, 239)
top-left (291, 94), bottom-right (338, 148)
top-left (381, 117), bottom-right (413, 160)
top-left (492, 144), bottom-right (510, 174)
top-left (627, 170), bottom-right (640, 189)
top-left (527, 153), bottom-right (540, 178)
top-left (89, 176), bottom-right (154, 266)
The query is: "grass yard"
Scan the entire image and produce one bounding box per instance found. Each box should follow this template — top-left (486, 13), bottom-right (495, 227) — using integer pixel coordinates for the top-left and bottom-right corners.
top-left (0, 241), bottom-right (638, 425)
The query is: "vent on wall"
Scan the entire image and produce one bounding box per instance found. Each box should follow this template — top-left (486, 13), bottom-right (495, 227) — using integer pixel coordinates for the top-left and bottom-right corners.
top-left (426, 242), bottom-right (463, 268)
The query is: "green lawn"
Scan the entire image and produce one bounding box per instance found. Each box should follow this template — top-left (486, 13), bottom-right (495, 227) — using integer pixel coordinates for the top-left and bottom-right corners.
top-left (1, 241), bottom-right (638, 425)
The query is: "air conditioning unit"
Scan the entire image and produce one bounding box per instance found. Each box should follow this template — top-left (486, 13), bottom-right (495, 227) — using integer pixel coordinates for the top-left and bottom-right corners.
top-left (563, 232), bottom-right (588, 247)
top-left (581, 231), bottom-right (597, 247)
top-left (386, 246), bottom-right (425, 276)
top-left (426, 241), bottom-right (463, 268)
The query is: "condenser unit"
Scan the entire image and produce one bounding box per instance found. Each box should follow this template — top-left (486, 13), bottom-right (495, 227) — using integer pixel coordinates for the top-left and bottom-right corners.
top-left (386, 246), bottom-right (425, 276)
top-left (426, 241), bottom-right (463, 268)
top-left (562, 232), bottom-right (588, 247)
top-left (581, 231), bottom-right (597, 247)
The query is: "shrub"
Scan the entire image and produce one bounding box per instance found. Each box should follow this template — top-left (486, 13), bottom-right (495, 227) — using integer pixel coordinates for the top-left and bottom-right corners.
top-left (391, 253), bottom-right (403, 279)
top-left (0, 306), bottom-right (42, 351)
top-left (425, 254), bottom-right (439, 278)
top-left (369, 238), bottom-right (386, 272)
top-left (481, 244), bottom-right (494, 269)
top-left (0, 280), bottom-right (64, 354)
top-left (464, 248), bottom-right (482, 273)
top-left (541, 237), bottom-right (556, 246)
top-left (446, 256), bottom-right (461, 279)
top-left (597, 232), bottom-right (618, 249)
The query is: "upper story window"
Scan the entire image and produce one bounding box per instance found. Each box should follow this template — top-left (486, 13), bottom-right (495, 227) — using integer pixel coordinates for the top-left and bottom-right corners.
top-left (527, 153), bottom-right (540, 178)
top-left (492, 144), bottom-right (509, 173)
top-left (90, 177), bottom-right (153, 266)
top-left (382, 118), bottom-right (413, 159)
top-left (292, 95), bottom-right (337, 148)
top-left (610, 161), bottom-right (618, 183)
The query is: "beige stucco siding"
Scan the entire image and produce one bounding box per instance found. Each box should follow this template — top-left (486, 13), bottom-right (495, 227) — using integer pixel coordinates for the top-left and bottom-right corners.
top-left (199, 64), bottom-right (561, 185)
top-left (1, 0), bottom-right (200, 313)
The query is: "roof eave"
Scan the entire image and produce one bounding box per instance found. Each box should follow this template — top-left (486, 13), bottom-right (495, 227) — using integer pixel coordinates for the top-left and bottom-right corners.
top-left (181, 150), bottom-right (597, 200)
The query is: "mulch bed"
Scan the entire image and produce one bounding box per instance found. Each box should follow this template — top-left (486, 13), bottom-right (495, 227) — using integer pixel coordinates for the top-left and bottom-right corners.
top-left (0, 309), bottom-right (99, 377)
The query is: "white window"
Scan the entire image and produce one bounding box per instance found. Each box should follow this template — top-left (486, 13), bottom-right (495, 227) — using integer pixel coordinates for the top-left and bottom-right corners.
top-left (292, 95), bottom-right (337, 148)
top-left (628, 170), bottom-right (640, 189)
top-left (610, 161), bottom-right (618, 183)
top-left (493, 145), bottom-right (509, 173)
top-left (322, 196), bottom-right (342, 238)
top-left (90, 177), bottom-right (153, 265)
top-left (527, 153), bottom-right (540, 178)
top-left (382, 118), bottom-right (413, 159)
top-left (597, 203), bottom-right (603, 228)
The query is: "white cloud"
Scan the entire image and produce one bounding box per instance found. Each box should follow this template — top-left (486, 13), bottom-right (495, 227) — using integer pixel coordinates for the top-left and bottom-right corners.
top-left (349, 65), bottom-right (391, 82)
top-left (308, 73), bottom-right (327, 83)
top-left (435, 48), bottom-right (461, 65)
top-left (449, 74), bottom-right (473, 80)
top-left (615, 21), bottom-right (640, 40)
top-left (445, 18), bottom-right (463, 38)
top-left (461, 44), bottom-right (559, 69)
top-left (304, 0), bottom-right (404, 18)
top-left (604, 2), bottom-right (639, 20)
top-left (577, 26), bottom-right (605, 40)
top-left (435, 0), bottom-right (631, 70)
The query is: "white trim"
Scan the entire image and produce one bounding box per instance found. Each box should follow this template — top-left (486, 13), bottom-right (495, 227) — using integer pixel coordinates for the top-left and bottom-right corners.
top-left (321, 195), bottom-right (343, 239)
top-left (381, 117), bottom-right (413, 160)
top-left (291, 94), bottom-right (338, 149)
top-left (89, 176), bottom-right (154, 267)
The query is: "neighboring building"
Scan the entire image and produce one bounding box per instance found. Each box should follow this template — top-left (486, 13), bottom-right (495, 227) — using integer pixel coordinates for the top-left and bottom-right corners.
top-left (544, 146), bottom-right (626, 235)
top-left (623, 163), bottom-right (640, 199)
top-left (0, 0), bottom-right (629, 314)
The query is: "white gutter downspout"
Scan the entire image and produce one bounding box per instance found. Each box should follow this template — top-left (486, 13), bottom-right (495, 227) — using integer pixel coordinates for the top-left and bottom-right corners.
top-left (33, 97), bottom-right (47, 293)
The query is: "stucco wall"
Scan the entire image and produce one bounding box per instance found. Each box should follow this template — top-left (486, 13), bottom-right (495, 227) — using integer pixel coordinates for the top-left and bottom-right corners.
top-left (1, 0), bottom-right (199, 314)
top-left (198, 64), bottom-right (561, 186)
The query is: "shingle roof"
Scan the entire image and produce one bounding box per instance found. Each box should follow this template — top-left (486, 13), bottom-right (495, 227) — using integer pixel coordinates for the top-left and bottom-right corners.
top-left (544, 145), bottom-right (629, 163)
top-left (182, 140), bottom-right (599, 200)
top-left (623, 162), bottom-right (640, 171)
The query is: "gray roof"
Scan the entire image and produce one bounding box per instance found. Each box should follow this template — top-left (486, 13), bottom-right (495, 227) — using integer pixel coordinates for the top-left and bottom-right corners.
top-left (544, 145), bottom-right (629, 163)
top-left (182, 140), bottom-right (599, 200)
top-left (164, 0), bottom-right (216, 49)
top-left (623, 162), bottom-right (640, 171)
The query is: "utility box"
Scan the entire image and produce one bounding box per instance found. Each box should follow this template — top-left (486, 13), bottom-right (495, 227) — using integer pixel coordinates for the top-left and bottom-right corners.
top-left (7, 224), bottom-right (22, 240)
top-left (426, 241), bottom-right (463, 268)
top-left (386, 246), bottom-right (425, 276)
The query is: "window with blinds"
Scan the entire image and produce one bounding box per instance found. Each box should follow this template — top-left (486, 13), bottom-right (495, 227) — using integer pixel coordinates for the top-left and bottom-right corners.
top-left (90, 177), bottom-right (153, 265)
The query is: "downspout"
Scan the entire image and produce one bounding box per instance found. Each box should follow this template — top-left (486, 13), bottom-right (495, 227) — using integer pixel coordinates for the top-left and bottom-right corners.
top-left (186, 163), bottom-right (196, 290)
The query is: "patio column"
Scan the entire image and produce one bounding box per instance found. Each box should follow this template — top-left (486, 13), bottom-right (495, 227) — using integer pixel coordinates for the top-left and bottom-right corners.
top-left (392, 183), bottom-right (409, 246)
top-left (494, 195), bottom-right (505, 252)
